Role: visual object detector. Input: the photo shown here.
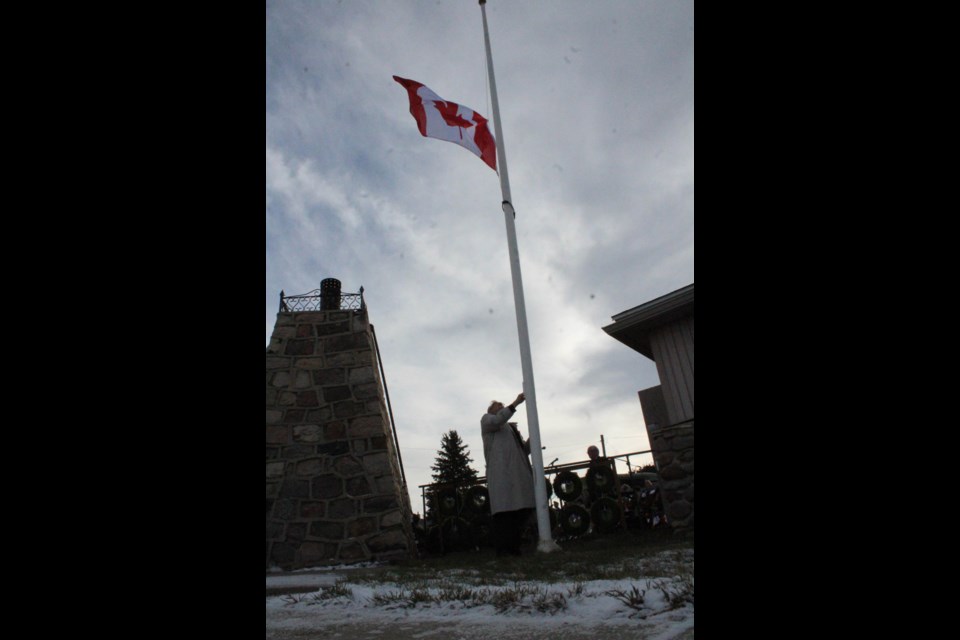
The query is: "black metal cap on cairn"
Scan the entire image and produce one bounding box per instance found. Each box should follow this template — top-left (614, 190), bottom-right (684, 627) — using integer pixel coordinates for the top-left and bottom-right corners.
top-left (320, 278), bottom-right (342, 310)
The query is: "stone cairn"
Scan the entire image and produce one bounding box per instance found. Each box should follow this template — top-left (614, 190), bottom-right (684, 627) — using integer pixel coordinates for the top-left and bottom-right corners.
top-left (266, 283), bottom-right (415, 569)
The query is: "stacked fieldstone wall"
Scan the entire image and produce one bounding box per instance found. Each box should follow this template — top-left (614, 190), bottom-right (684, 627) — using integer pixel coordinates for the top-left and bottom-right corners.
top-left (266, 307), bottom-right (415, 569)
top-left (648, 420), bottom-right (694, 535)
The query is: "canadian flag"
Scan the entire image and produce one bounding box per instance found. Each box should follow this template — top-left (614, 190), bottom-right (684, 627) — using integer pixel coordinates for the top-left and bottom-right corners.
top-left (393, 75), bottom-right (497, 172)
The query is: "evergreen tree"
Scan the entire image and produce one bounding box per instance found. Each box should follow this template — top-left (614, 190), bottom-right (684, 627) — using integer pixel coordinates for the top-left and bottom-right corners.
top-left (424, 430), bottom-right (483, 548)
top-left (430, 430), bottom-right (480, 488)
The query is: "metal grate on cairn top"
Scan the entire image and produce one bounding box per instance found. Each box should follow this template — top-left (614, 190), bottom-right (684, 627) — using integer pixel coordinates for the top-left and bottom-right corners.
top-left (279, 285), bottom-right (365, 312)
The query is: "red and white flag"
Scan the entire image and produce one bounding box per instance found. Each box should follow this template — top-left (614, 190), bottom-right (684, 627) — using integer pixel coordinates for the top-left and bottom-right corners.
top-left (393, 75), bottom-right (497, 172)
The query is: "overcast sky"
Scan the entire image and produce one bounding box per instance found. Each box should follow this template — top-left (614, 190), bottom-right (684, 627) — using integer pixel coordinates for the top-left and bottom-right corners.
top-left (266, 0), bottom-right (694, 514)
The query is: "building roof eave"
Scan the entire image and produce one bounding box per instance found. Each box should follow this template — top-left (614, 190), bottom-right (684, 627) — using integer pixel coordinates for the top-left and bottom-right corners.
top-left (602, 283), bottom-right (694, 359)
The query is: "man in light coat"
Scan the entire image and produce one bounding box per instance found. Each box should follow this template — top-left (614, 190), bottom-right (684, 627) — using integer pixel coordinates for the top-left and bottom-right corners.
top-left (481, 392), bottom-right (535, 556)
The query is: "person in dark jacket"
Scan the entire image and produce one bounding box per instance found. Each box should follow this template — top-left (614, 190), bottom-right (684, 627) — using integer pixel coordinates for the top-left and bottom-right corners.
top-left (585, 445), bottom-right (611, 507)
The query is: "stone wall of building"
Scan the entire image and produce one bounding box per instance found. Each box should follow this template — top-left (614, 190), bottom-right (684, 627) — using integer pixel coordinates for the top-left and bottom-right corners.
top-left (648, 420), bottom-right (694, 535)
top-left (266, 307), bottom-right (415, 569)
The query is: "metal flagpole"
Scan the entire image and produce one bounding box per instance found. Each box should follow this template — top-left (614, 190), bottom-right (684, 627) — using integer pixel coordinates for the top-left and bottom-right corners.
top-left (479, 0), bottom-right (560, 553)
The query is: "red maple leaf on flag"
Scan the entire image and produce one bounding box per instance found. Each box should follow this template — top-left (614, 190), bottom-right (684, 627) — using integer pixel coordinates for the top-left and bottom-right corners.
top-left (433, 100), bottom-right (474, 137)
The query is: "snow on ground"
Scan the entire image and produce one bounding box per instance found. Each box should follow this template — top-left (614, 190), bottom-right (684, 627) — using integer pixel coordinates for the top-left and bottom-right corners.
top-left (266, 549), bottom-right (693, 639)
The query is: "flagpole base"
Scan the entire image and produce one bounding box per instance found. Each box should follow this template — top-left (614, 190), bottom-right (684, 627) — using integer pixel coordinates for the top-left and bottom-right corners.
top-left (536, 538), bottom-right (562, 554)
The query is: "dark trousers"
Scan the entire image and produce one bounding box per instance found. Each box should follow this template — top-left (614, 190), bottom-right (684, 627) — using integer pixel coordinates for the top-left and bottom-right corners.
top-left (492, 508), bottom-right (531, 555)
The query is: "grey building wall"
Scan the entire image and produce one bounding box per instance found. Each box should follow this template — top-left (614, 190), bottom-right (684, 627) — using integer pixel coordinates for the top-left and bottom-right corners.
top-left (638, 385), bottom-right (668, 431)
top-left (605, 284), bottom-right (693, 537)
top-left (649, 315), bottom-right (694, 425)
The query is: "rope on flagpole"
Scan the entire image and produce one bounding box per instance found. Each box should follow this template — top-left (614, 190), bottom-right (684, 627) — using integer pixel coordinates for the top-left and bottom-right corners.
top-left (479, 0), bottom-right (560, 554)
